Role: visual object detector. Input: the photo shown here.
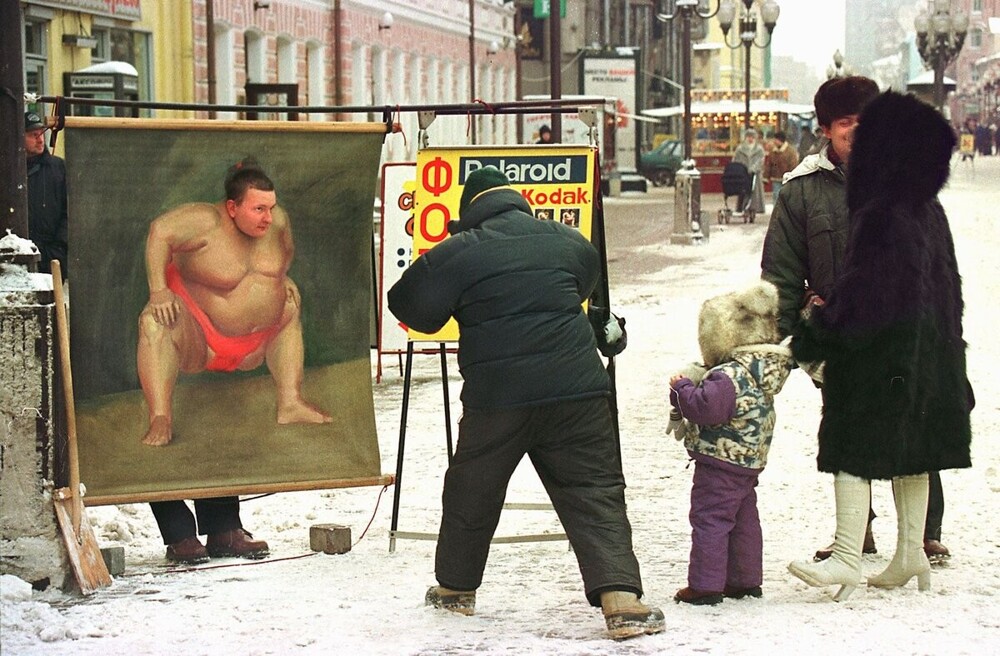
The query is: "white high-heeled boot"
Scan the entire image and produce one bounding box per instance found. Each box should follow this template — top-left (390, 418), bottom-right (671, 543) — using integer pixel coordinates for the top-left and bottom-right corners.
top-left (788, 472), bottom-right (869, 601)
top-left (867, 473), bottom-right (932, 591)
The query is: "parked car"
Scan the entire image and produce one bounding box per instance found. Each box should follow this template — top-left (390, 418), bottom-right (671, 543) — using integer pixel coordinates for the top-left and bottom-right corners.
top-left (639, 139), bottom-right (683, 187)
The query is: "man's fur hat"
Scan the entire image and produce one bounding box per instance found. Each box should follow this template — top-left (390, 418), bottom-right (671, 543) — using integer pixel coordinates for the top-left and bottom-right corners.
top-left (698, 281), bottom-right (780, 368)
top-left (813, 76), bottom-right (879, 128)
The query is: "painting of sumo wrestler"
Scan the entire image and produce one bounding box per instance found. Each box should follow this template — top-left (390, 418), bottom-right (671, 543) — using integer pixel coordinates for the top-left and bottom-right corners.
top-left (64, 118), bottom-right (390, 504)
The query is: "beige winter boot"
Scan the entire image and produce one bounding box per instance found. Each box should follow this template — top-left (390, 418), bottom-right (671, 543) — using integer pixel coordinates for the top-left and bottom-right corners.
top-left (867, 474), bottom-right (932, 591)
top-left (788, 472), bottom-right (869, 601)
top-left (425, 585), bottom-right (476, 615)
top-left (600, 591), bottom-right (665, 641)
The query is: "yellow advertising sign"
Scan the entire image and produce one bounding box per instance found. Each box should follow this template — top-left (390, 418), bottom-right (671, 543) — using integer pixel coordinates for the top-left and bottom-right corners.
top-left (409, 145), bottom-right (598, 342)
top-left (959, 133), bottom-right (974, 156)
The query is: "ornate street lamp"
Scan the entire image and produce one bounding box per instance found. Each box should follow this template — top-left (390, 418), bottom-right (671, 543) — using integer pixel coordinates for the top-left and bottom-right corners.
top-left (718, 0), bottom-right (780, 131)
top-left (827, 49), bottom-right (849, 80)
top-left (656, 0), bottom-right (725, 245)
top-left (914, 0), bottom-right (968, 112)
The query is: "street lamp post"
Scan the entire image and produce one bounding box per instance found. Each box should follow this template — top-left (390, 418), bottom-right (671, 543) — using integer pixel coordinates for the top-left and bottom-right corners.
top-left (827, 49), bottom-right (849, 80)
top-left (718, 0), bottom-right (780, 131)
top-left (656, 0), bottom-right (724, 245)
top-left (914, 0), bottom-right (968, 113)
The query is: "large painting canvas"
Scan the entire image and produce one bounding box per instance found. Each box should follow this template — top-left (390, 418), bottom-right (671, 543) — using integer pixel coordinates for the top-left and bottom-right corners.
top-left (63, 118), bottom-right (389, 504)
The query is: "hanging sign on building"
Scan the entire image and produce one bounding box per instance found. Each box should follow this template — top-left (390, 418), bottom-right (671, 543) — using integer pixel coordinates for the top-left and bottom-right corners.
top-left (533, 0), bottom-right (566, 19)
top-left (39, 0), bottom-right (142, 21)
top-left (580, 50), bottom-right (640, 174)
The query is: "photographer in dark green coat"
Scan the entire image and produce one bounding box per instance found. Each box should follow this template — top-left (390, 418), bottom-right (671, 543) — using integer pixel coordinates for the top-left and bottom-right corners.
top-left (388, 166), bottom-right (663, 641)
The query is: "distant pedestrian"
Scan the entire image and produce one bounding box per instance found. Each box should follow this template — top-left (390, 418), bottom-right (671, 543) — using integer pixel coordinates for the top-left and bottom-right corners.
top-left (23, 111), bottom-right (68, 279)
top-left (974, 122), bottom-right (992, 156)
top-left (667, 281), bottom-right (794, 606)
top-left (797, 125), bottom-right (816, 161)
top-left (536, 124), bottom-right (553, 144)
top-left (764, 131), bottom-right (799, 206)
top-left (733, 128), bottom-right (766, 215)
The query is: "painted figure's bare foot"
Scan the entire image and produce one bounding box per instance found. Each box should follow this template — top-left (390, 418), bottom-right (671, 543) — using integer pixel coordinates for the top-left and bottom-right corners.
top-left (277, 399), bottom-right (333, 425)
top-left (142, 415), bottom-right (173, 446)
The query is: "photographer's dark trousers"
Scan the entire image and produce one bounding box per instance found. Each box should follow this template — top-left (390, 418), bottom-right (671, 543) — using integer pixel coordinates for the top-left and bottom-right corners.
top-left (434, 397), bottom-right (643, 607)
top-left (151, 497), bottom-right (242, 545)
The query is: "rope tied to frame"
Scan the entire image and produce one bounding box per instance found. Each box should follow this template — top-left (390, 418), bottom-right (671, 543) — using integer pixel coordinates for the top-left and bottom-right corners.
top-left (466, 98), bottom-right (496, 137)
top-left (49, 96), bottom-right (66, 149)
top-left (392, 105), bottom-right (407, 149)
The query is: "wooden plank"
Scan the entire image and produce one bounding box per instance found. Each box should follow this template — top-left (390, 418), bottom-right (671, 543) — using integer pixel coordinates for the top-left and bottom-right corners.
top-left (61, 117), bottom-right (389, 133)
top-left (52, 261), bottom-right (112, 594)
top-left (83, 474), bottom-right (396, 506)
top-left (54, 490), bottom-right (112, 594)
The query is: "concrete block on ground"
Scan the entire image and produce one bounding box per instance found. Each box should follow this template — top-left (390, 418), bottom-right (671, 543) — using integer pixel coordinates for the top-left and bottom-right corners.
top-left (100, 546), bottom-right (125, 576)
top-left (309, 524), bottom-right (352, 555)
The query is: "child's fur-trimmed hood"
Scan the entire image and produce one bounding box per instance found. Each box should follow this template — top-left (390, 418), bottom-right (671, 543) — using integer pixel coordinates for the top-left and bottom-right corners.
top-left (698, 281), bottom-right (781, 368)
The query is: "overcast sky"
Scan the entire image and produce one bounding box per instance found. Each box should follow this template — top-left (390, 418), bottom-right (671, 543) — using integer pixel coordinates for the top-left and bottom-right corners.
top-left (768, 0), bottom-right (847, 77)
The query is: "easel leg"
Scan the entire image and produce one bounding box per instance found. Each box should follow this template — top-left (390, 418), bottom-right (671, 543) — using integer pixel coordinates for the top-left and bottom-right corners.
top-left (607, 356), bottom-right (621, 461)
top-left (389, 341), bottom-right (415, 553)
top-left (440, 343), bottom-right (454, 463)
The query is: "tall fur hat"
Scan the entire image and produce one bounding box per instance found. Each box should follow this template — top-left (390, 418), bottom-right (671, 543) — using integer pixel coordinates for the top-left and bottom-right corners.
top-left (847, 90), bottom-right (956, 209)
top-left (698, 281), bottom-right (780, 368)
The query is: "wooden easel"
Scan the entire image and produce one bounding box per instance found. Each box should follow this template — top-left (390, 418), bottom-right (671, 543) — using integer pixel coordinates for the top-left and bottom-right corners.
top-left (387, 145), bottom-right (621, 552)
top-left (387, 341), bottom-right (570, 552)
top-left (51, 261), bottom-right (112, 594)
top-left (387, 164), bottom-right (620, 552)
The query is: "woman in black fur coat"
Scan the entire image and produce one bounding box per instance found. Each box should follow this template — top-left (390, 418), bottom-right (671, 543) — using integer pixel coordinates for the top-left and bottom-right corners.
top-left (786, 91), bottom-right (973, 601)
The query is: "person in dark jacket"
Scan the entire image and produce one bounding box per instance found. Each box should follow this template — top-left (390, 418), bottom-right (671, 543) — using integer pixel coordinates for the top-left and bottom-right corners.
top-left (24, 111), bottom-right (68, 278)
top-left (786, 91), bottom-right (973, 602)
top-left (387, 166), bottom-right (663, 641)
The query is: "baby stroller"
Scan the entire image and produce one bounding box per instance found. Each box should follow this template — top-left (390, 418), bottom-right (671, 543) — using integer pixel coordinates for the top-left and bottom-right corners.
top-left (718, 161), bottom-right (756, 224)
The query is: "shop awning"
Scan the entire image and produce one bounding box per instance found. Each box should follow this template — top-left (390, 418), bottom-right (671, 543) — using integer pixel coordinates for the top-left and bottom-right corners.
top-left (906, 70), bottom-right (957, 89)
top-left (642, 99), bottom-right (817, 119)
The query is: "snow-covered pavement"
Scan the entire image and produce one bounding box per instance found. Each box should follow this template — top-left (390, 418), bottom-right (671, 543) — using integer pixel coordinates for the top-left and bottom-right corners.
top-left (2, 155), bottom-right (999, 655)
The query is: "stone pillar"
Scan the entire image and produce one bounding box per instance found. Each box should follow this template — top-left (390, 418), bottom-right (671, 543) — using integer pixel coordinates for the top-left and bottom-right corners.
top-left (0, 234), bottom-right (71, 590)
top-left (670, 163), bottom-right (705, 245)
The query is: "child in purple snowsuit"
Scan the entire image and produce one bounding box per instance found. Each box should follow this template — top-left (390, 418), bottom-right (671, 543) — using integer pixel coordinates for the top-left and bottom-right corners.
top-left (667, 281), bottom-right (793, 605)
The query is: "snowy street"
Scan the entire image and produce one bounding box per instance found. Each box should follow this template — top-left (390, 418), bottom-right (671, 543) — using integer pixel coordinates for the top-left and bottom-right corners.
top-left (2, 155), bottom-right (999, 655)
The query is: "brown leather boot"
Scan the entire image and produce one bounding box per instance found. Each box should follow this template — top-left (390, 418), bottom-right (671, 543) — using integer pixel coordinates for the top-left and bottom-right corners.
top-left (206, 528), bottom-right (270, 559)
top-left (165, 536), bottom-right (209, 565)
top-left (814, 521), bottom-right (877, 561)
top-left (923, 539), bottom-right (951, 564)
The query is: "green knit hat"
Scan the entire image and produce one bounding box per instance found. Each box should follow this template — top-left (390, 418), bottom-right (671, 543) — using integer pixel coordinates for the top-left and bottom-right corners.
top-left (459, 166), bottom-right (510, 214)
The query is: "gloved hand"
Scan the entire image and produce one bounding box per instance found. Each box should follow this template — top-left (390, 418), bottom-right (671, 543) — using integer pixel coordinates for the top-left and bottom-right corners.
top-left (665, 408), bottom-right (684, 440)
top-left (589, 305), bottom-right (627, 358)
top-left (603, 313), bottom-right (625, 346)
